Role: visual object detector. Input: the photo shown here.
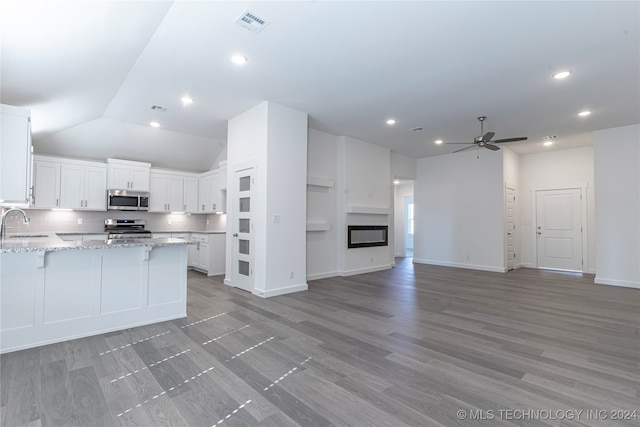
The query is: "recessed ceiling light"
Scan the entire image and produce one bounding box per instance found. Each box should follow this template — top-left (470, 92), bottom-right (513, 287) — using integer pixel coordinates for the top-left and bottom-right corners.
top-left (578, 110), bottom-right (591, 117)
top-left (435, 139), bottom-right (443, 145)
top-left (231, 55), bottom-right (248, 65)
top-left (386, 119), bottom-right (396, 125)
top-left (544, 141), bottom-right (553, 146)
top-left (181, 96), bottom-right (193, 105)
top-left (393, 179), bottom-right (400, 185)
top-left (150, 121), bottom-right (160, 128)
top-left (553, 71), bottom-right (571, 79)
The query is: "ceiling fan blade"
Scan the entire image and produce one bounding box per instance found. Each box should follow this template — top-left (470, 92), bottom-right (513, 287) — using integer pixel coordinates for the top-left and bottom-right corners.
top-left (483, 132), bottom-right (495, 142)
top-left (445, 142), bottom-right (474, 145)
top-left (452, 145), bottom-right (477, 153)
top-left (493, 137), bottom-right (528, 143)
top-left (484, 143), bottom-right (500, 151)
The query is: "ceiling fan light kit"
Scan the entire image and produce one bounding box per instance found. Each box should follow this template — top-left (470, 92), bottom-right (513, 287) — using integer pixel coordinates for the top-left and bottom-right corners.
top-left (446, 116), bottom-right (528, 153)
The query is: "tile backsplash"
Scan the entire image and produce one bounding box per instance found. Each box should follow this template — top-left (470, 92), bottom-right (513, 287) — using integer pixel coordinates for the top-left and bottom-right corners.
top-left (1, 208), bottom-right (227, 234)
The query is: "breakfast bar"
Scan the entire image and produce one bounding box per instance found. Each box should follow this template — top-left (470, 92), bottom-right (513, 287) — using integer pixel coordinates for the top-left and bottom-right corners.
top-left (0, 234), bottom-right (189, 353)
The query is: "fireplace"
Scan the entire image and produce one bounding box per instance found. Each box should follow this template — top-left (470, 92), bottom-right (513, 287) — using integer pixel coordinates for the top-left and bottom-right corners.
top-left (348, 225), bottom-right (388, 249)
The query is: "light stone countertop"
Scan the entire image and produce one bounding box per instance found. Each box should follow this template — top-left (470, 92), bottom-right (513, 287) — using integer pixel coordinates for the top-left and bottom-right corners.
top-left (0, 233), bottom-right (189, 254)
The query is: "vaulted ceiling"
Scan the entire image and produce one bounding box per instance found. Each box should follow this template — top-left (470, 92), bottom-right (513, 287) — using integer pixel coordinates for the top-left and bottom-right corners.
top-left (2, 1), bottom-right (638, 171)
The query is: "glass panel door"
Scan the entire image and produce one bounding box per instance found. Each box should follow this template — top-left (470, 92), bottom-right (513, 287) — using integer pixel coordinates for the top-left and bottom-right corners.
top-left (232, 168), bottom-right (254, 292)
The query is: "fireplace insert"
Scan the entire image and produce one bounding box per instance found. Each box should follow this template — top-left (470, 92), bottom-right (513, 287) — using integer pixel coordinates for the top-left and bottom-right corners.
top-left (348, 225), bottom-right (388, 249)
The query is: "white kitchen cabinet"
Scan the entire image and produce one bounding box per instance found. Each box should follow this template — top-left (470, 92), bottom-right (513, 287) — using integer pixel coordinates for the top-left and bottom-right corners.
top-left (0, 104), bottom-right (32, 207)
top-left (183, 177), bottom-right (199, 213)
top-left (107, 158), bottom-right (150, 191)
top-left (198, 170), bottom-right (225, 213)
top-left (60, 161), bottom-right (107, 210)
top-left (150, 171), bottom-right (183, 212)
top-left (34, 156), bottom-right (107, 211)
top-left (189, 233), bottom-right (209, 271)
top-left (33, 158), bottom-right (61, 208)
top-left (150, 170), bottom-right (199, 213)
top-left (188, 233), bottom-right (225, 276)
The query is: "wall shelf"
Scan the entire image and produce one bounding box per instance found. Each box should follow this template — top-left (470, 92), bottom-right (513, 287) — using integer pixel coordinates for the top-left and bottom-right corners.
top-left (306, 222), bottom-right (331, 231)
top-left (346, 206), bottom-right (390, 215)
top-left (307, 176), bottom-right (334, 188)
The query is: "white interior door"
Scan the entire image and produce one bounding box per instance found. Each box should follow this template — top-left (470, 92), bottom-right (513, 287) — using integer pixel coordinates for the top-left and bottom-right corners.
top-left (506, 187), bottom-right (516, 271)
top-left (232, 168), bottom-right (254, 292)
top-left (536, 188), bottom-right (583, 271)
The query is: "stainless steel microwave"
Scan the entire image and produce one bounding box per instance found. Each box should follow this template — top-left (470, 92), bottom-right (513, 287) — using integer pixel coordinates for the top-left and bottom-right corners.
top-left (107, 190), bottom-right (149, 211)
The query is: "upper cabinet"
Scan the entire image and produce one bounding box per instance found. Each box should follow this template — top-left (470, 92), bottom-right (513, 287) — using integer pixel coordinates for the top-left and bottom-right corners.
top-left (107, 158), bottom-right (150, 191)
top-left (33, 158), bottom-right (61, 209)
top-left (198, 170), bottom-right (226, 213)
top-left (33, 155), bottom-right (107, 210)
top-left (0, 104), bottom-right (32, 207)
top-left (149, 169), bottom-right (199, 213)
top-left (60, 162), bottom-right (107, 210)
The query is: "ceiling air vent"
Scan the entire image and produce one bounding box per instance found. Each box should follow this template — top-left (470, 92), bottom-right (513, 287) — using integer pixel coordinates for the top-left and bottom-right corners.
top-left (233, 10), bottom-right (270, 33)
top-left (150, 105), bottom-right (168, 112)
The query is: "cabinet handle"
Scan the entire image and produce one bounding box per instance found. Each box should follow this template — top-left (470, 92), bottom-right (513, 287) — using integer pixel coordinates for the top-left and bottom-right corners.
top-left (212, 204), bottom-right (216, 210)
top-left (183, 204), bottom-right (186, 211)
top-left (201, 204), bottom-right (204, 211)
top-left (56, 198), bottom-right (59, 207)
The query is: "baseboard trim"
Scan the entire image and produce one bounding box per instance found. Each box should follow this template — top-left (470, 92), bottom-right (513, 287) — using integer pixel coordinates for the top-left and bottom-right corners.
top-left (340, 264), bottom-right (392, 277)
top-left (306, 271), bottom-right (340, 281)
top-left (253, 283), bottom-right (309, 298)
top-left (412, 258), bottom-right (505, 273)
top-left (594, 276), bottom-right (640, 289)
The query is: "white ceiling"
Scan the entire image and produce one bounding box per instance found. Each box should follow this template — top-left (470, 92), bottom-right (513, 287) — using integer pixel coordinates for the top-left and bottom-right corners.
top-left (1, 1), bottom-right (638, 171)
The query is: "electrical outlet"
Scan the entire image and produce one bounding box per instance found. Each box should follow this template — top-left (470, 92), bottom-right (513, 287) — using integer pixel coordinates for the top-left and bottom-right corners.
top-left (273, 215), bottom-right (280, 223)
top-left (206, 219), bottom-right (210, 225)
top-left (77, 218), bottom-right (83, 225)
top-left (370, 256), bottom-right (374, 263)
top-left (167, 218), bottom-right (172, 225)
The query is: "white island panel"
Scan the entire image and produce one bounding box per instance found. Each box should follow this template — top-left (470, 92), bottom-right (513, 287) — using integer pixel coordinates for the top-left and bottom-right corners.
top-left (0, 242), bottom-right (188, 353)
top-left (43, 251), bottom-right (97, 324)
top-left (100, 248), bottom-right (146, 314)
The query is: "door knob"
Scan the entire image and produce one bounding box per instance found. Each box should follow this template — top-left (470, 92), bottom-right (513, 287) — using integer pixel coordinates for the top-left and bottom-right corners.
top-left (537, 232), bottom-right (542, 235)
top-left (233, 233), bottom-right (238, 237)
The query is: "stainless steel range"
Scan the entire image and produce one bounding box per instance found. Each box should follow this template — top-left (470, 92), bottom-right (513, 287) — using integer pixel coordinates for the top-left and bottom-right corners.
top-left (104, 219), bottom-right (152, 240)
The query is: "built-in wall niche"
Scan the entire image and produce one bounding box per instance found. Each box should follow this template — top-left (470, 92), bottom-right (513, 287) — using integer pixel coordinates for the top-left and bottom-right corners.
top-left (347, 225), bottom-right (388, 249)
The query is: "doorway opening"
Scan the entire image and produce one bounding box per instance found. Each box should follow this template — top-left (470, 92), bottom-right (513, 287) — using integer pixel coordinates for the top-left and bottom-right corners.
top-left (405, 196), bottom-right (414, 258)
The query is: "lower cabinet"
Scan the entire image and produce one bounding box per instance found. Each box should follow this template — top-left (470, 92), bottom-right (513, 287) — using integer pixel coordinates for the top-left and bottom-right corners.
top-left (188, 233), bottom-right (225, 276)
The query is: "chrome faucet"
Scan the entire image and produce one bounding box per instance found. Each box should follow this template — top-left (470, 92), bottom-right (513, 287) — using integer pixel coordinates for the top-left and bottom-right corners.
top-left (0, 208), bottom-right (30, 238)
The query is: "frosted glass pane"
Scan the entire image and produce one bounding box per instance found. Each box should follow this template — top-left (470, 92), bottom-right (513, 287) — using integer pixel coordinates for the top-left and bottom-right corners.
top-left (239, 260), bottom-right (250, 276)
top-left (239, 197), bottom-right (250, 212)
top-left (239, 176), bottom-right (250, 191)
top-left (239, 239), bottom-right (250, 255)
top-left (239, 219), bottom-right (250, 233)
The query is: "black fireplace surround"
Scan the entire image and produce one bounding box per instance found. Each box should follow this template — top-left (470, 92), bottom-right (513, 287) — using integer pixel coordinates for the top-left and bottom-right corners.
top-left (347, 225), bottom-right (388, 249)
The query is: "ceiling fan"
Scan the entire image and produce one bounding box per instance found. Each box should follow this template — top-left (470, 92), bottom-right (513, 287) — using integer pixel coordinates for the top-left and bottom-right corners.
top-left (446, 116), bottom-right (527, 153)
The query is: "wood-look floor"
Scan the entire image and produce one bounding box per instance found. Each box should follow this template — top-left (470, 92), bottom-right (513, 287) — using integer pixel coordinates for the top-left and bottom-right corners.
top-left (1, 258), bottom-right (639, 426)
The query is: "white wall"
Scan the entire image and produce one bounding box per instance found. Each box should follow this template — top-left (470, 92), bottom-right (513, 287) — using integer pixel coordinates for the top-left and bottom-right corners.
top-left (263, 103), bottom-right (308, 295)
top-left (593, 124), bottom-right (640, 288)
top-left (503, 148), bottom-right (521, 267)
top-left (391, 152), bottom-right (417, 180)
top-left (306, 129), bottom-right (340, 279)
top-left (414, 150), bottom-right (505, 272)
top-left (225, 102), bottom-right (308, 297)
top-left (519, 145), bottom-right (595, 273)
top-left (393, 182), bottom-right (413, 257)
top-left (341, 136), bottom-right (392, 275)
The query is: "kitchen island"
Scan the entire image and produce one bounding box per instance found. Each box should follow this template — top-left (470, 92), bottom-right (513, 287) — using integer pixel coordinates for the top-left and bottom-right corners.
top-left (0, 234), bottom-right (189, 353)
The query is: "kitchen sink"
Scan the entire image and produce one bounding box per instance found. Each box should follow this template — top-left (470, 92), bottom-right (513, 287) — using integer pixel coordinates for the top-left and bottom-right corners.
top-left (8, 234), bottom-right (49, 238)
